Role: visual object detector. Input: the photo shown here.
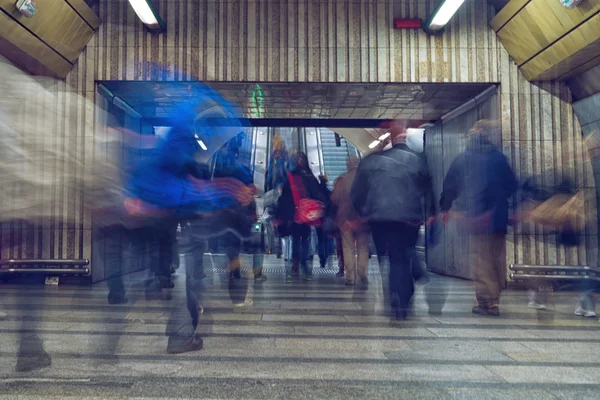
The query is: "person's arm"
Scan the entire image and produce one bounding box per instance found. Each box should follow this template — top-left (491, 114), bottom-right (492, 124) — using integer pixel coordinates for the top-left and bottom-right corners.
top-left (421, 157), bottom-right (437, 219)
top-left (331, 176), bottom-right (344, 207)
top-left (439, 157), bottom-right (463, 212)
top-left (497, 153), bottom-right (518, 198)
top-left (350, 160), bottom-right (369, 216)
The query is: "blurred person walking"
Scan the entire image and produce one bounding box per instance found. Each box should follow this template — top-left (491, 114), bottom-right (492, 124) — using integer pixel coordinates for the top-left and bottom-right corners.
top-left (351, 121), bottom-right (434, 320)
top-left (439, 120), bottom-right (518, 317)
top-left (276, 152), bottom-right (326, 282)
top-left (316, 174), bottom-right (333, 268)
top-left (332, 157), bottom-right (370, 287)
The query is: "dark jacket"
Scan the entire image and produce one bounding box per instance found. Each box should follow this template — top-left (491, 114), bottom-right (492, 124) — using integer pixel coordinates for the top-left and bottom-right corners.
top-left (350, 144), bottom-right (433, 223)
top-left (276, 168), bottom-right (325, 223)
top-left (440, 135), bottom-right (517, 234)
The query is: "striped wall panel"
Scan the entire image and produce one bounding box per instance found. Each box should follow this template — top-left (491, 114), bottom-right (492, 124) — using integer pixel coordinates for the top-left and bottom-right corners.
top-left (3, 0), bottom-right (594, 273)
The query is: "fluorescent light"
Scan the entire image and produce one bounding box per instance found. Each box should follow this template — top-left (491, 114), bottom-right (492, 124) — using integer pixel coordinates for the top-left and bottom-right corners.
top-left (378, 132), bottom-right (390, 141)
top-left (368, 140), bottom-right (380, 149)
top-left (197, 140), bottom-right (207, 151)
top-left (426, 0), bottom-right (466, 32)
top-left (127, 0), bottom-right (165, 32)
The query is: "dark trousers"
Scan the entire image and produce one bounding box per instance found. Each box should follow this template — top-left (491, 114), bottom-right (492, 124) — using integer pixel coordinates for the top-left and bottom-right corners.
top-left (315, 227), bottom-right (330, 266)
top-left (167, 220), bottom-right (208, 342)
top-left (291, 223), bottom-right (312, 276)
top-left (370, 221), bottom-right (420, 309)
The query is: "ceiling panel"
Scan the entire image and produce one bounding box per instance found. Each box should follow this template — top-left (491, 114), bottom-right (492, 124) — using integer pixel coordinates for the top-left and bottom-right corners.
top-left (100, 81), bottom-right (494, 123)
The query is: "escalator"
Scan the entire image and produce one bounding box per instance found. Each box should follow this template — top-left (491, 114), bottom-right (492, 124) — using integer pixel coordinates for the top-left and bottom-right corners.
top-left (319, 128), bottom-right (359, 186)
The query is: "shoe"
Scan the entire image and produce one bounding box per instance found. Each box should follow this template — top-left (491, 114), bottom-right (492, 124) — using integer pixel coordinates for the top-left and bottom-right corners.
top-left (167, 334), bottom-right (203, 354)
top-left (145, 291), bottom-right (172, 301)
top-left (233, 299), bottom-right (253, 308)
top-left (198, 305), bottom-right (204, 315)
top-left (390, 292), bottom-right (401, 308)
top-left (160, 280), bottom-right (175, 289)
top-left (395, 308), bottom-right (408, 321)
top-left (336, 271), bottom-right (344, 277)
top-left (0, 311), bottom-right (6, 320)
top-left (285, 275), bottom-right (293, 283)
top-left (345, 280), bottom-right (355, 286)
top-left (487, 305), bottom-right (500, 316)
top-left (320, 261), bottom-right (326, 268)
top-left (472, 305), bottom-right (500, 316)
top-left (15, 350), bottom-right (52, 372)
top-left (575, 307), bottom-right (597, 318)
top-left (254, 274), bottom-right (268, 281)
top-left (108, 296), bottom-right (128, 305)
top-left (303, 275), bottom-right (313, 281)
top-left (360, 278), bottom-right (369, 285)
top-left (528, 301), bottom-right (547, 310)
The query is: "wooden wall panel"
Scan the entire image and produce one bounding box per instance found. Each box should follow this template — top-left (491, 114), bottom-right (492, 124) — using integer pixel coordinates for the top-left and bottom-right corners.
top-left (492, 0), bottom-right (600, 81)
top-left (0, 0), bottom-right (96, 63)
top-left (5, 0), bottom-right (592, 274)
top-left (520, 13), bottom-right (600, 80)
top-left (0, 12), bottom-right (72, 77)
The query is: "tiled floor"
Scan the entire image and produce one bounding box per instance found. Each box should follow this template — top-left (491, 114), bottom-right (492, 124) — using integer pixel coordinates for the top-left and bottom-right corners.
top-left (1, 255), bottom-right (600, 399)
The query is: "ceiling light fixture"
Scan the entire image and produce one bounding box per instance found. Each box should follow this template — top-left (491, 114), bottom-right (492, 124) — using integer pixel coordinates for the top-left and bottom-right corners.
top-left (368, 140), bottom-right (380, 149)
top-left (197, 140), bottom-right (207, 151)
top-left (378, 132), bottom-right (390, 141)
top-left (127, 0), bottom-right (165, 33)
top-left (424, 0), bottom-right (466, 33)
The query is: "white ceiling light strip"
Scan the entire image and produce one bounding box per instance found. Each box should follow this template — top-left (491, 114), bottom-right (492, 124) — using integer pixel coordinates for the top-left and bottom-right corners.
top-left (425, 0), bottom-right (466, 32)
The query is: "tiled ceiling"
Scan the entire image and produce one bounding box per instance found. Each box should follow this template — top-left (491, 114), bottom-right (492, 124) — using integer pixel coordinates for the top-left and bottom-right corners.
top-left (100, 81), bottom-right (495, 123)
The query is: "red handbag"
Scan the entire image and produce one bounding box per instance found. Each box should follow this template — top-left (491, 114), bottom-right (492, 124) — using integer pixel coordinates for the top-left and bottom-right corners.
top-left (288, 173), bottom-right (324, 226)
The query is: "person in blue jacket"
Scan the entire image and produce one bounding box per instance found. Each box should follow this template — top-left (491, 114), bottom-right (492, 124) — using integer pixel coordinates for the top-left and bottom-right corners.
top-left (439, 120), bottom-right (518, 317)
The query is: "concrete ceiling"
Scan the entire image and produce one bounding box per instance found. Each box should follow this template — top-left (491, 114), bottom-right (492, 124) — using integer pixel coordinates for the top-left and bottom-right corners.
top-left (100, 81), bottom-right (494, 123)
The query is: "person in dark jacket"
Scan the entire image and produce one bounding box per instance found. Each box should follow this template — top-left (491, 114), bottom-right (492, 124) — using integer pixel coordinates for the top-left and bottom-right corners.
top-left (276, 151), bottom-right (325, 281)
top-left (439, 120), bottom-right (518, 317)
top-left (316, 174), bottom-right (333, 268)
top-left (351, 121), bottom-right (434, 320)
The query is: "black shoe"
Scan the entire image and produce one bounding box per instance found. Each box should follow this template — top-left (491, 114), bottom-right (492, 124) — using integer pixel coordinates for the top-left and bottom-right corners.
top-left (145, 291), bottom-right (172, 301)
top-left (395, 309), bottom-right (408, 321)
top-left (108, 296), bottom-right (128, 305)
top-left (390, 292), bottom-right (401, 308)
top-left (320, 261), bottom-right (326, 268)
top-left (167, 334), bottom-right (204, 354)
top-left (160, 280), bottom-right (175, 289)
top-left (15, 350), bottom-right (52, 372)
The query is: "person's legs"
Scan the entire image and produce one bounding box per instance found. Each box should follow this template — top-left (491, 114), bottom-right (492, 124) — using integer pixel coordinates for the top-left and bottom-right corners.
top-left (370, 222), bottom-right (388, 268)
top-left (99, 224), bottom-right (128, 304)
top-left (291, 227), bottom-right (302, 277)
top-left (300, 225), bottom-right (312, 278)
top-left (166, 222), bottom-right (205, 354)
top-left (335, 233), bottom-right (345, 276)
top-left (316, 227), bottom-right (328, 268)
top-left (341, 229), bottom-right (356, 284)
top-left (157, 222), bottom-right (176, 288)
top-left (470, 234), bottom-right (500, 315)
top-left (387, 223), bottom-right (418, 315)
top-left (356, 230), bottom-right (370, 284)
top-left (491, 234), bottom-right (507, 305)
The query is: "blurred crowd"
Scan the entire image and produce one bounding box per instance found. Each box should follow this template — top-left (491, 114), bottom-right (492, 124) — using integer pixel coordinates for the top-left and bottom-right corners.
top-left (0, 55), bottom-right (597, 373)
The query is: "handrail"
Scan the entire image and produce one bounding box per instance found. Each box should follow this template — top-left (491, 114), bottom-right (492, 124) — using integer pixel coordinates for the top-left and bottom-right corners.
top-left (510, 264), bottom-right (598, 272)
top-left (0, 268), bottom-right (90, 274)
top-left (0, 259), bottom-right (89, 266)
top-left (510, 273), bottom-right (600, 282)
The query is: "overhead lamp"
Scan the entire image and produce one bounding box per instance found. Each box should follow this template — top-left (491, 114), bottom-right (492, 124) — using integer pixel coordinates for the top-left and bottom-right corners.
top-left (127, 0), bottom-right (165, 33)
top-left (424, 0), bottom-right (466, 33)
top-left (197, 139), bottom-right (207, 151)
top-left (368, 140), bottom-right (380, 149)
top-left (378, 132), bottom-right (390, 141)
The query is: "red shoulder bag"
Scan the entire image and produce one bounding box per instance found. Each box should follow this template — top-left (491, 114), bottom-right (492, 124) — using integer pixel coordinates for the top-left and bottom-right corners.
top-left (288, 173), bottom-right (324, 226)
